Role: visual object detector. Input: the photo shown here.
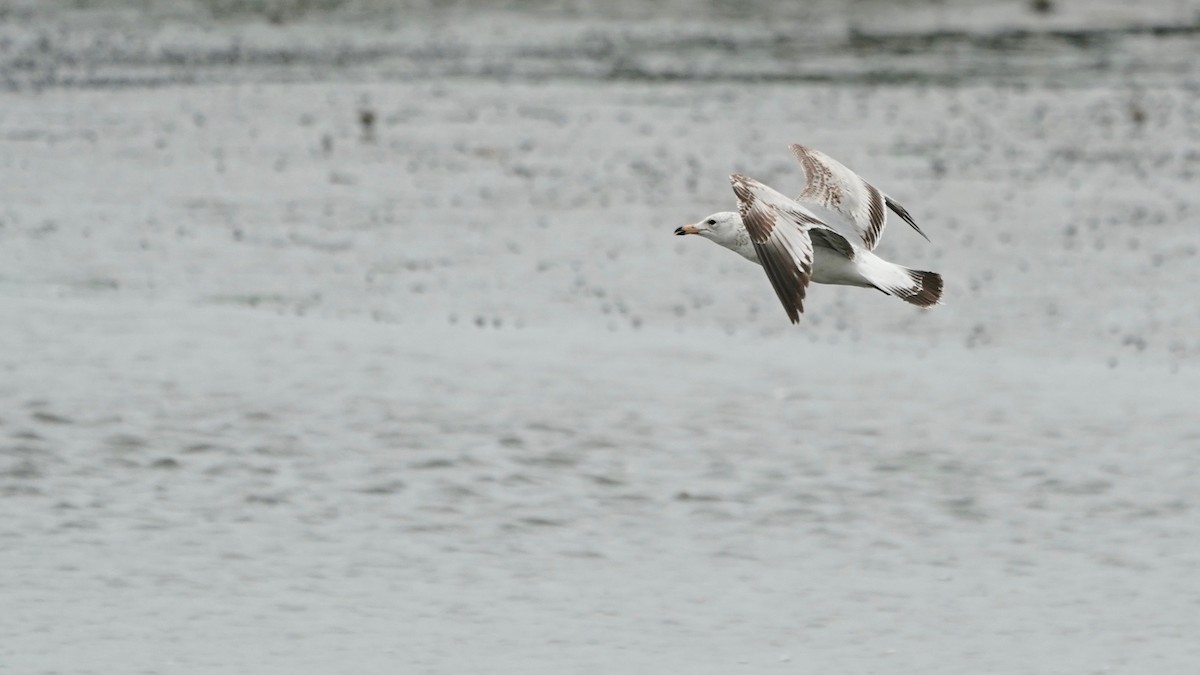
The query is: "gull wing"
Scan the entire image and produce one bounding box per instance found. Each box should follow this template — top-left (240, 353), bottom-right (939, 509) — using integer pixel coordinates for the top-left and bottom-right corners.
top-left (730, 173), bottom-right (826, 324)
top-left (789, 144), bottom-right (929, 250)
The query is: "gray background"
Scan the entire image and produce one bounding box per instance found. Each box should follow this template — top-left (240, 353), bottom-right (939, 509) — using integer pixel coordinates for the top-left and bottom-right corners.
top-left (3, 1), bottom-right (1200, 672)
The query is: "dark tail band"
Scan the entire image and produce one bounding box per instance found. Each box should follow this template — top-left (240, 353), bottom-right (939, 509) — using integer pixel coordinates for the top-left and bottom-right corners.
top-left (899, 269), bottom-right (943, 308)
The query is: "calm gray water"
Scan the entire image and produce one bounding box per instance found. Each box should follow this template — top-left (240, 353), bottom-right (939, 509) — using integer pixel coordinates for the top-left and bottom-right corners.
top-left (3, 1), bottom-right (1200, 673)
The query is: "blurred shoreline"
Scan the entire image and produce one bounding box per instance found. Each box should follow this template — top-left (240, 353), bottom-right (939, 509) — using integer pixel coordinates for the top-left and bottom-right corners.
top-left (3, 0), bottom-right (1200, 90)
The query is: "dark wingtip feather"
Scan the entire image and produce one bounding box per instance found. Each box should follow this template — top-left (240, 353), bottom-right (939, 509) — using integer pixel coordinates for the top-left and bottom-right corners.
top-left (885, 195), bottom-right (931, 243)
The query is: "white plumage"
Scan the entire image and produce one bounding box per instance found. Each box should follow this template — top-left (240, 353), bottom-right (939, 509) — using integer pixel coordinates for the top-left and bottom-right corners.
top-left (676, 145), bottom-right (943, 324)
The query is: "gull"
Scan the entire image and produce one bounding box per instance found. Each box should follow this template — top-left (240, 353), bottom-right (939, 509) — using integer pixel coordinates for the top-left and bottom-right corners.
top-left (675, 144), bottom-right (943, 324)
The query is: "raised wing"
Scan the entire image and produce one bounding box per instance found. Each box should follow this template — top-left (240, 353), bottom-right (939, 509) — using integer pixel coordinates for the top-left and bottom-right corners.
top-left (730, 174), bottom-right (824, 324)
top-left (789, 144), bottom-right (929, 250)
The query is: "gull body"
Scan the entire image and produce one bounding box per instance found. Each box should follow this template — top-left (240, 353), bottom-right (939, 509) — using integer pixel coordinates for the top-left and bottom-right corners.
top-left (675, 144), bottom-right (943, 323)
top-left (677, 211), bottom-right (916, 292)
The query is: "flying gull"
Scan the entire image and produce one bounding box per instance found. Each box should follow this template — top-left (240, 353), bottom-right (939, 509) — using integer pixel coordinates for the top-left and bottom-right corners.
top-left (675, 144), bottom-right (943, 323)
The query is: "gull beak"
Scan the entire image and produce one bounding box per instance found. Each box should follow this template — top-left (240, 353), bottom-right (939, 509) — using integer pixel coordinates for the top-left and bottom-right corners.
top-left (675, 224), bottom-right (700, 236)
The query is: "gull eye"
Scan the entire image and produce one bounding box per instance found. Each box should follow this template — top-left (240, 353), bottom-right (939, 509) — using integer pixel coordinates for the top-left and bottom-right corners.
top-left (706, 219), bottom-right (716, 226)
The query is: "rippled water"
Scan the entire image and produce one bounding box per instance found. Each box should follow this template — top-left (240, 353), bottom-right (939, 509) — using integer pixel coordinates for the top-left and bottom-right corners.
top-left (3, 1), bottom-right (1200, 673)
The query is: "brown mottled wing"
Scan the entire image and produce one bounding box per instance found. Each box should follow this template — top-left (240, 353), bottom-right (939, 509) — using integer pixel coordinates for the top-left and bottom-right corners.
top-left (730, 174), bottom-right (819, 324)
top-left (789, 144), bottom-right (929, 250)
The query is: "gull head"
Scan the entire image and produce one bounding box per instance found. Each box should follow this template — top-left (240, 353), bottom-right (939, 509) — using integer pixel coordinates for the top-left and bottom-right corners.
top-left (674, 211), bottom-right (742, 245)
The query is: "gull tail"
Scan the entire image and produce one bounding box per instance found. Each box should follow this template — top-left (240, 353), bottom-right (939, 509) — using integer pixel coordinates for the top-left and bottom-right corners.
top-left (862, 255), bottom-right (943, 308)
top-left (892, 268), bottom-right (943, 308)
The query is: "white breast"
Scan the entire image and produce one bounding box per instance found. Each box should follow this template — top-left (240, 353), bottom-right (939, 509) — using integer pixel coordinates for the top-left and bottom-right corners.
top-left (734, 228), bottom-right (872, 288)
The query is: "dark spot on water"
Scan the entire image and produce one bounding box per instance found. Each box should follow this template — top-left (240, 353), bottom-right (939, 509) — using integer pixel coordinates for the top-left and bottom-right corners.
top-left (560, 549), bottom-right (605, 559)
top-left (1, 459), bottom-right (40, 479)
top-left (526, 421), bottom-right (574, 435)
top-left (1129, 102), bottom-right (1146, 125)
top-left (513, 452), bottom-right (578, 467)
top-left (675, 491), bottom-right (721, 502)
top-left (359, 480), bottom-right (406, 495)
top-left (943, 496), bottom-right (987, 521)
top-left (106, 433), bottom-right (147, 450)
top-left (31, 411), bottom-right (72, 425)
top-left (358, 108), bottom-right (376, 141)
top-left (518, 517), bottom-right (566, 528)
top-left (411, 458), bottom-right (455, 470)
top-left (59, 519), bottom-right (98, 530)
